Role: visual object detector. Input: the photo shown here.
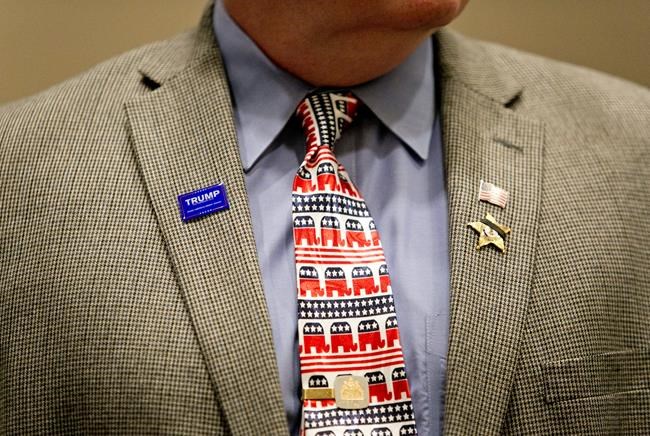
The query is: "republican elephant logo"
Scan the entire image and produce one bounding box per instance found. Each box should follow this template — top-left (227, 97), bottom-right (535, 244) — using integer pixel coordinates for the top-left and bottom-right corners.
top-left (330, 322), bottom-right (358, 352)
top-left (339, 171), bottom-right (358, 198)
top-left (305, 375), bottom-right (336, 408)
top-left (352, 266), bottom-right (378, 296)
top-left (302, 322), bottom-right (330, 354)
top-left (365, 371), bottom-right (393, 403)
top-left (293, 166), bottom-right (315, 193)
top-left (345, 219), bottom-right (370, 247)
top-left (294, 216), bottom-right (319, 246)
top-left (321, 216), bottom-right (345, 247)
top-left (324, 267), bottom-right (351, 297)
top-left (358, 320), bottom-right (385, 351)
top-left (399, 424), bottom-right (417, 435)
top-left (370, 428), bottom-right (393, 436)
top-left (317, 162), bottom-right (340, 192)
top-left (385, 316), bottom-right (400, 348)
top-left (391, 367), bottom-right (411, 400)
top-left (378, 264), bottom-right (391, 293)
top-left (343, 430), bottom-right (364, 436)
top-left (299, 266), bottom-right (323, 297)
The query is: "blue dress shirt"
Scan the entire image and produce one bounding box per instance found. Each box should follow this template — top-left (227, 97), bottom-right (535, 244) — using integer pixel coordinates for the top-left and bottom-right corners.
top-left (213, 2), bottom-right (449, 434)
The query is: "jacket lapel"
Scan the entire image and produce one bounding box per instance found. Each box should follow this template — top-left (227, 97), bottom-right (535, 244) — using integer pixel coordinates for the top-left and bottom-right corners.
top-left (124, 6), bottom-right (288, 435)
top-left (436, 30), bottom-right (545, 434)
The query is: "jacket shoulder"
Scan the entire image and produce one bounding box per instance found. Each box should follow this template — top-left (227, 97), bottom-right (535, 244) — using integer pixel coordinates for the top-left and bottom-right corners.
top-left (475, 37), bottom-right (649, 130)
top-left (0, 29), bottom-right (197, 144)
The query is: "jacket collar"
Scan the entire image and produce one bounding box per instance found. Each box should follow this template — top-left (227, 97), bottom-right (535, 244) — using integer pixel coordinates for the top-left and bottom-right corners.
top-left (436, 29), bottom-right (522, 106)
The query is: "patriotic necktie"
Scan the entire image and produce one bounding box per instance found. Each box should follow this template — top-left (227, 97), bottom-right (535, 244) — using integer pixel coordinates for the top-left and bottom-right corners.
top-left (293, 92), bottom-right (417, 436)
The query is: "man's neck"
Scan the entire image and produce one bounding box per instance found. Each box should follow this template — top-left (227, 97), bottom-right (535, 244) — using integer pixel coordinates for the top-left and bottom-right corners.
top-left (222, 0), bottom-right (465, 87)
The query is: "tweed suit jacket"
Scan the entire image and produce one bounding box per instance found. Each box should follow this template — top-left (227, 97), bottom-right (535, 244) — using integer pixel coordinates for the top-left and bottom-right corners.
top-left (2, 4), bottom-right (649, 435)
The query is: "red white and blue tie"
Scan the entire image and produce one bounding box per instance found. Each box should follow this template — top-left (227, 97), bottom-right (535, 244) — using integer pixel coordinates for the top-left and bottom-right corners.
top-left (293, 92), bottom-right (417, 436)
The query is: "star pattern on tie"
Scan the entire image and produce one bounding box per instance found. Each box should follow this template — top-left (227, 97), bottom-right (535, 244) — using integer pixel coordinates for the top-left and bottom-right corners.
top-left (293, 91), bottom-right (417, 435)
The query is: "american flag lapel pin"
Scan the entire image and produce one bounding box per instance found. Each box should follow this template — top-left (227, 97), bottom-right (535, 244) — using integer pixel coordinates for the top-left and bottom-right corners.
top-left (479, 180), bottom-right (509, 208)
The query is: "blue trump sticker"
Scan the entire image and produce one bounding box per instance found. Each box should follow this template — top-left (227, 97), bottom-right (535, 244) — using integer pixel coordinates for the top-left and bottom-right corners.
top-left (178, 183), bottom-right (229, 222)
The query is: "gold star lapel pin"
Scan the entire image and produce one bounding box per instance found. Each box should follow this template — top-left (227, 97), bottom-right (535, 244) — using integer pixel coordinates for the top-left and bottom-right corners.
top-left (468, 213), bottom-right (512, 253)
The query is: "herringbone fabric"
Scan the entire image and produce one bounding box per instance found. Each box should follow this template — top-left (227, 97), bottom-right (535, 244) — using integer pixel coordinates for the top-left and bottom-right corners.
top-left (1, 1), bottom-right (648, 434)
top-left (293, 92), bottom-right (416, 436)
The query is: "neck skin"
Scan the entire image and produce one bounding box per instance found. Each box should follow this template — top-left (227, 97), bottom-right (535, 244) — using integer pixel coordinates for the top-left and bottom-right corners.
top-left (223, 1), bottom-right (466, 87)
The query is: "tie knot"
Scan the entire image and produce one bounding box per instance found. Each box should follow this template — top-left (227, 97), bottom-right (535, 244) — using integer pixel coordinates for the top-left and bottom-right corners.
top-left (296, 91), bottom-right (360, 151)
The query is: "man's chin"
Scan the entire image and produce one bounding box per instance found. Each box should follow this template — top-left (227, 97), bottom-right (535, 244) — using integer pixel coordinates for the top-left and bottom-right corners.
top-left (385, 0), bottom-right (468, 31)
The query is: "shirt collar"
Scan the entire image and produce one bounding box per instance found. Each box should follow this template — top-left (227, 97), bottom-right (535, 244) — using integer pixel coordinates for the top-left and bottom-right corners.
top-left (213, 0), bottom-right (435, 171)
